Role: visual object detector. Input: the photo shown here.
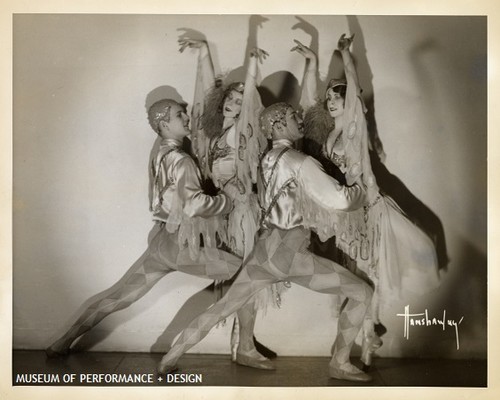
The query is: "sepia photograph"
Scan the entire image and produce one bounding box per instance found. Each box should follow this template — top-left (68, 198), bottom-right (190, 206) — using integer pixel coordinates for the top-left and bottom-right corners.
top-left (3, 2), bottom-right (495, 399)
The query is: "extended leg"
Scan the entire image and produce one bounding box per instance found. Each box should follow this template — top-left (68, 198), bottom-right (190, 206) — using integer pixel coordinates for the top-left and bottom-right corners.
top-left (170, 234), bottom-right (263, 359)
top-left (158, 262), bottom-right (278, 373)
top-left (46, 247), bottom-right (172, 356)
top-left (46, 227), bottom-right (224, 356)
top-left (285, 247), bottom-right (373, 381)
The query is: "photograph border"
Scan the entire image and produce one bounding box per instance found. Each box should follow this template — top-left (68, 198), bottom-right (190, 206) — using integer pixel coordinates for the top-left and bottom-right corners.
top-left (2, 0), bottom-right (498, 399)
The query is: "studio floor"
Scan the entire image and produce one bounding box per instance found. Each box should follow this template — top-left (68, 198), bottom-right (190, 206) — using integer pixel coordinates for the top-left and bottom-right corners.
top-left (12, 350), bottom-right (487, 387)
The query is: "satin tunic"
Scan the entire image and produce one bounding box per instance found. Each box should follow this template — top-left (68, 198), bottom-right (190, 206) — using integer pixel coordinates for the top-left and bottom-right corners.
top-left (258, 139), bottom-right (365, 231)
top-left (151, 139), bottom-right (230, 223)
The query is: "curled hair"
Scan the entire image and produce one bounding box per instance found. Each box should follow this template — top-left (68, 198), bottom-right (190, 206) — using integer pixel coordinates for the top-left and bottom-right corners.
top-left (326, 78), bottom-right (347, 99)
top-left (303, 100), bottom-right (335, 147)
top-left (302, 78), bottom-right (345, 148)
top-left (330, 84), bottom-right (347, 98)
top-left (147, 99), bottom-right (180, 134)
top-left (201, 80), bottom-right (245, 139)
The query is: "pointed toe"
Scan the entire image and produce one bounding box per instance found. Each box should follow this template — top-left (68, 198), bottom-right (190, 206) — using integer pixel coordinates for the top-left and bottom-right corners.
top-left (236, 352), bottom-right (275, 370)
top-left (329, 366), bottom-right (372, 382)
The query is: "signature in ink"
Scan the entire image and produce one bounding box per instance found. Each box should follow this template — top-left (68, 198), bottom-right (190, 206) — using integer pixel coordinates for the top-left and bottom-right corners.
top-left (396, 305), bottom-right (464, 350)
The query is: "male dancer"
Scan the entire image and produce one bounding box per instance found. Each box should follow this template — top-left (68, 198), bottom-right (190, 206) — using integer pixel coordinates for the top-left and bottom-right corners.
top-left (46, 99), bottom-right (272, 369)
top-left (158, 102), bottom-right (374, 382)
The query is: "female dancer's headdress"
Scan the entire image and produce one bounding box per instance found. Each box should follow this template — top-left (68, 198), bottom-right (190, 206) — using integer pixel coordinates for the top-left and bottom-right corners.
top-left (326, 77), bottom-right (347, 92)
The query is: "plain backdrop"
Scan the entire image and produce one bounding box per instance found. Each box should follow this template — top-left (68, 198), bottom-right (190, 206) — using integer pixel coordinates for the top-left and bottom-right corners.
top-left (13, 14), bottom-right (486, 359)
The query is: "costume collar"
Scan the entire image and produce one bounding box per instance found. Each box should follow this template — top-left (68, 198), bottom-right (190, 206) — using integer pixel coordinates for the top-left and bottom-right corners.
top-left (161, 138), bottom-right (183, 149)
top-left (272, 139), bottom-right (294, 148)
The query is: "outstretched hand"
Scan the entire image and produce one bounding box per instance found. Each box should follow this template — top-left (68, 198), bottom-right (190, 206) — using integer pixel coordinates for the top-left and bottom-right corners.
top-left (178, 38), bottom-right (206, 53)
top-left (290, 39), bottom-right (316, 60)
top-left (250, 48), bottom-right (269, 63)
top-left (338, 33), bottom-right (355, 51)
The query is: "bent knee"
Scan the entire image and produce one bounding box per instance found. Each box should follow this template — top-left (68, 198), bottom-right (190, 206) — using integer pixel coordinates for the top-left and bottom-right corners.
top-left (345, 279), bottom-right (374, 305)
top-left (362, 283), bottom-right (374, 304)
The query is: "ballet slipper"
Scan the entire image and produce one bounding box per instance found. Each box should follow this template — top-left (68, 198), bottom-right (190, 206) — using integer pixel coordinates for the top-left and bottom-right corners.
top-left (235, 349), bottom-right (275, 370)
top-left (157, 362), bottom-right (179, 375)
top-left (360, 332), bottom-right (383, 371)
top-left (329, 366), bottom-right (372, 382)
top-left (329, 362), bottom-right (372, 382)
top-left (45, 345), bottom-right (70, 359)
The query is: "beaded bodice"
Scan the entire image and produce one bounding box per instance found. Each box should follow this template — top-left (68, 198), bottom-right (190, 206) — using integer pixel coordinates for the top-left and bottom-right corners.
top-left (208, 126), bottom-right (237, 188)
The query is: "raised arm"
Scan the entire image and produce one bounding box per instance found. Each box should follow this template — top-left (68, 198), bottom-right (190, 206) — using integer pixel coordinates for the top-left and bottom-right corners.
top-left (338, 34), bottom-right (362, 100)
top-left (178, 38), bottom-right (215, 95)
top-left (178, 37), bottom-right (216, 177)
top-left (291, 39), bottom-right (318, 111)
top-left (337, 33), bottom-right (379, 199)
top-left (236, 48), bottom-right (269, 189)
top-left (244, 47), bottom-right (268, 89)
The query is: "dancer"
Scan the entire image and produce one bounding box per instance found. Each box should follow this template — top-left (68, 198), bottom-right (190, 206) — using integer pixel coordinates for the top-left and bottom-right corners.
top-left (298, 34), bottom-right (440, 367)
top-left (292, 37), bottom-right (382, 367)
top-left (45, 99), bottom-right (263, 365)
top-left (291, 37), bottom-right (352, 273)
top-left (158, 103), bottom-right (375, 382)
top-left (179, 37), bottom-right (268, 260)
top-left (179, 37), bottom-right (279, 361)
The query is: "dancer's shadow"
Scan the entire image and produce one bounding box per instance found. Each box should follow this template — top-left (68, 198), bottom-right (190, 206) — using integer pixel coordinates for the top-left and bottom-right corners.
top-left (224, 15), bottom-right (269, 84)
top-left (259, 72), bottom-right (300, 108)
top-left (292, 16), bottom-right (319, 56)
top-left (177, 27), bottom-right (207, 43)
top-left (345, 16), bottom-right (450, 271)
top-left (294, 16), bottom-right (450, 355)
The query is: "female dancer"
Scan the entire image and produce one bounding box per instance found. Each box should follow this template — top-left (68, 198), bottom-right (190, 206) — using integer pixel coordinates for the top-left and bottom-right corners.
top-left (179, 37), bottom-right (279, 367)
top-left (294, 34), bottom-right (440, 368)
